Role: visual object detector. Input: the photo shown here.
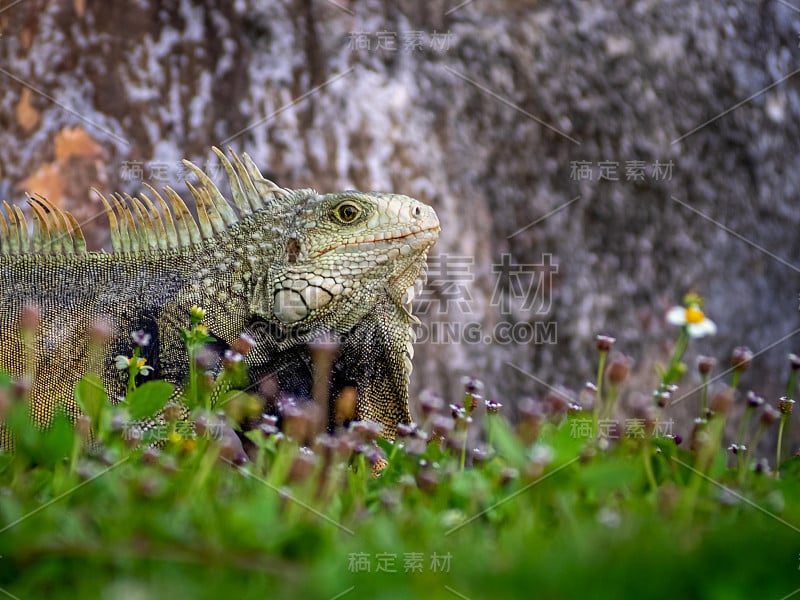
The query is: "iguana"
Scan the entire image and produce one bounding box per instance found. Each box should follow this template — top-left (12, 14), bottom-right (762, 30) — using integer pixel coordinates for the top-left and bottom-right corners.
top-left (0, 147), bottom-right (439, 447)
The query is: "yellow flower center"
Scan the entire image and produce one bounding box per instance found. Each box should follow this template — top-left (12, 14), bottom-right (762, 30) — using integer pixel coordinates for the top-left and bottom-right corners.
top-left (136, 357), bottom-right (147, 368)
top-left (685, 305), bottom-right (705, 324)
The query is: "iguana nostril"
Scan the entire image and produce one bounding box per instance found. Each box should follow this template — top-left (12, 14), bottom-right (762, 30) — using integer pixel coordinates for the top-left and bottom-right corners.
top-left (413, 206), bottom-right (421, 218)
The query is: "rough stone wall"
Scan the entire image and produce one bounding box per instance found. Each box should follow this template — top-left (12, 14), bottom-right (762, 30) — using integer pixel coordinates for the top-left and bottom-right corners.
top-left (1, 0), bottom-right (799, 414)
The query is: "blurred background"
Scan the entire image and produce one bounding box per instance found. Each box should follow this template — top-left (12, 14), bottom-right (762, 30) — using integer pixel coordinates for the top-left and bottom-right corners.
top-left (0, 0), bottom-right (799, 424)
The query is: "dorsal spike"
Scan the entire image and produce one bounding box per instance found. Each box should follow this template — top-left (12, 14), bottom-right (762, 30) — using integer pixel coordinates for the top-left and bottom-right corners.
top-left (166, 188), bottom-right (191, 246)
top-left (64, 211), bottom-right (87, 254)
top-left (144, 184), bottom-right (179, 250)
top-left (13, 206), bottom-right (30, 253)
top-left (32, 195), bottom-right (73, 254)
top-left (112, 194), bottom-right (136, 253)
top-left (4, 202), bottom-right (20, 254)
top-left (0, 204), bottom-right (9, 254)
top-left (25, 197), bottom-right (46, 253)
top-left (29, 196), bottom-right (62, 254)
top-left (212, 146), bottom-right (250, 216)
top-left (229, 149), bottom-right (262, 211)
top-left (241, 151), bottom-right (286, 201)
top-left (139, 191), bottom-right (169, 251)
top-left (127, 194), bottom-right (158, 252)
top-left (27, 195), bottom-right (51, 254)
top-left (94, 189), bottom-right (122, 252)
top-left (165, 187), bottom-right (202, 246)
top-left (182, 159), bottom-right (238, 226)
top-left (124, 193), bottom-right (146, 253)
top-left (202, 186), bottom-right (228, 234)
top-left (241, 152), bottom-right (265, 181)
top-left (186, 182), bottom-right (215, 239)
top-left (189, 180), bottom-right (227, 235)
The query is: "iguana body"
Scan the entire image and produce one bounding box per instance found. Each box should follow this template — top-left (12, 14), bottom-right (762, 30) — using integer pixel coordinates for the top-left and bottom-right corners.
top-left (0, 148), bottom-right (439, 446)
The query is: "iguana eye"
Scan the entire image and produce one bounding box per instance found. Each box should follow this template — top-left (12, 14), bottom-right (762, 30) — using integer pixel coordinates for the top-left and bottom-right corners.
top-left (334, 202), bottom-right (360, 224)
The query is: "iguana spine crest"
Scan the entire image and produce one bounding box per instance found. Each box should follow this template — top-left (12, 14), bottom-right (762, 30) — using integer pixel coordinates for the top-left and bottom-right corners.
top-left (0, 147), bottom-right (285, 257)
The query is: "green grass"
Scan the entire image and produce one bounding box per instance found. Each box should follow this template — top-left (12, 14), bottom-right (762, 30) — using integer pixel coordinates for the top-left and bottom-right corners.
top-left (1, 300), bottom-right (799, 599)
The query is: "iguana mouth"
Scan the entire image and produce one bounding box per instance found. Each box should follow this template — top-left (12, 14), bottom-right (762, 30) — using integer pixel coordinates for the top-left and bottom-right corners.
top-left (312, 226), bottom-right (440, 258)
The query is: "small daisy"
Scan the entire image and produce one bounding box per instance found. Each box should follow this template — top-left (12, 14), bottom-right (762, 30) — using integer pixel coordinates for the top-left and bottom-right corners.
top-left (136, 357), bottom-right (154, 376)
top-left (114, 355), bottom-right (153, 376)
top-left (667, 303), bottom-right (717, 338)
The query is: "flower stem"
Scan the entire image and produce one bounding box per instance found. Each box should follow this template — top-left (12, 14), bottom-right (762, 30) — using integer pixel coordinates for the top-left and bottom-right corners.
top-left (682, 413), bottom-right (726, 518)
top-left (127, 347), bottom-right (140, 396)
top-left (699, 374), bottom-right (709, 416)
top-left (740, 424), bottom-right (766, 485)
top-left (663, 328), bottom-right (689, 386)
top-left (787, 371), bottom-right (798, 400)
top-left (730, 370), bottom-right (742, 393)
top-left (460, 421), bottom-right (470, 472)
top-left (776, 416), bottom-right (787, 477)
top-left (594, 350), bottom-right (608, 431)
top-left (642, 442), bottom-right (657, 491)
top-left (737, 407), bottom-right (752, 448)
top-left (604, 383), bottom-right (619, 421)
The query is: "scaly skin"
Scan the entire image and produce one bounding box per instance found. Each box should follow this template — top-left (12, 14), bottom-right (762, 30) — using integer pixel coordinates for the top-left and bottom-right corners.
top-left (0, 148), bottom-right (439, 447)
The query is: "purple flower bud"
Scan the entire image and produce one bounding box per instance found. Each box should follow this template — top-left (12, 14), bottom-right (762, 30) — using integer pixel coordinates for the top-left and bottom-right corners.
top-left (731, 346), bottom-right (753, 372)
top-left (130, 329), bottom-right (151, 348)
top-left (746, 391), bottom-right (764, 408)
top-left (697, 355), bottom-right (716, 376)
top-left (460, 376), bottom-right (484, 395)
top-left (485, 399), bottom-right (503, 415)
top-left (778, 397), bottom-right (795, 416)
top-left (596, 334), bottom-right (616, 353)
top-left (761, 405), bottom-right (781, 427)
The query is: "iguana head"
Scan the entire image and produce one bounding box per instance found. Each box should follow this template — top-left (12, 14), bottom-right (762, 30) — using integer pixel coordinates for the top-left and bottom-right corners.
top-left (85, 146), bottom-right (437, 333)
top-left (253, 190), bottom-right (439, 327)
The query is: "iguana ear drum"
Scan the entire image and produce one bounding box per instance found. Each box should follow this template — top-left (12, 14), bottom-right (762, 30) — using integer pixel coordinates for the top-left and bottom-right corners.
top-left (272, 282), bottom-right (333, 324)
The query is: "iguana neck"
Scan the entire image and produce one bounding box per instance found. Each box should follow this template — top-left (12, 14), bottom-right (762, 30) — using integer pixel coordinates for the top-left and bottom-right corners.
top-left (173, 210), bottom-right (287, 345)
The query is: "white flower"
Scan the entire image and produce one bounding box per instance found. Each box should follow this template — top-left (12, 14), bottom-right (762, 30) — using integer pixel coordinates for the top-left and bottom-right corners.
top-left (135, 357), bottom-right (153, 377)
top-left (667, 304), bottom-right (717, 338)
top-left (114, 355), bottom-right (153, 376)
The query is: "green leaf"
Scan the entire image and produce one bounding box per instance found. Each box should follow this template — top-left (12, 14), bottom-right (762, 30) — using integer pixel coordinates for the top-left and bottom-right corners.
top-left (490, 417), bottom-right (526, 467)
top-left (75, 374), bottom-right (109, 431)
top-left (126, 381), bottom-right (175, 420)
top-left (577, 459), bottom-right (640, 492)
top-left (37, 409), bottom-right (75, 464)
